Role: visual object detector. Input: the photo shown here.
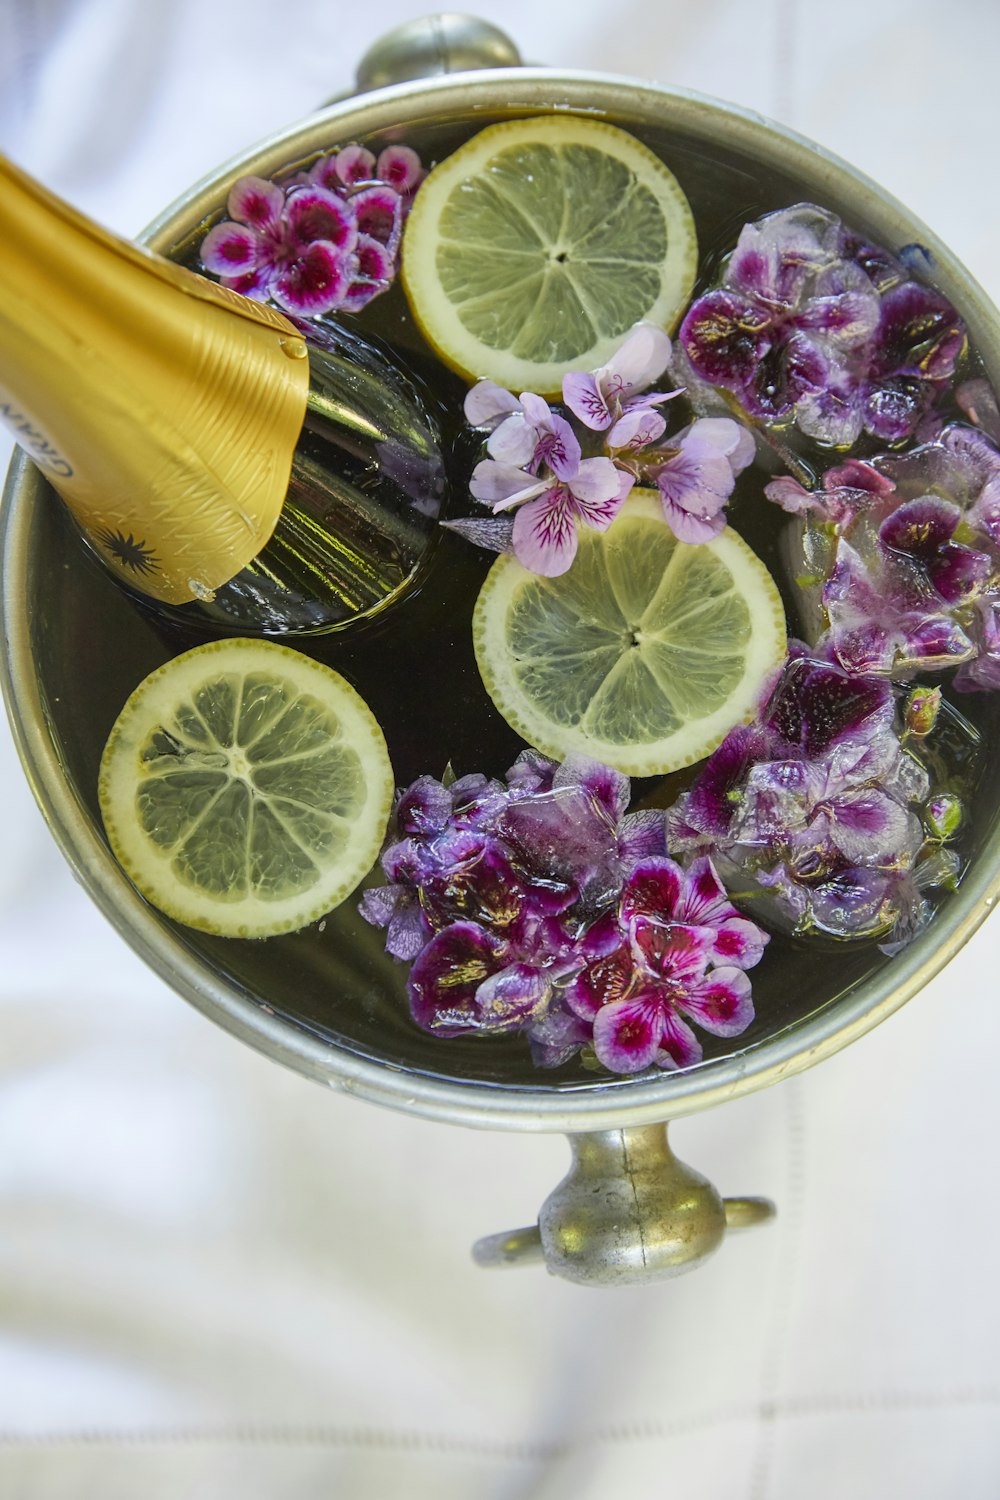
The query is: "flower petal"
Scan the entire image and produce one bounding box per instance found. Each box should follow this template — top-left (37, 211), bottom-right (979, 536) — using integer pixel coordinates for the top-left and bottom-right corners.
top-left (570, 458), bottom-right (630, 525)
top-left (395, 775), bottom-right (452, 836)
top-left (563, 943), bottom-right (633, 1021)
top-left (408, 922), bottom-right (503, 1035)
top-left (353, 232), bottom-right (395, 283)
top-left (674, 856), bottom-right (731, 923)
top-left (464, 380), bottom-right (521, 429)
top-left (350, 184), bottom-right (402, 246)
top-left (285, 186), bottom-right (358, 253)
top-left (474, 963), bottom-right (552, 1031)
top-left (879, 495), bottom-right (959, 558)
top-left (592, 996), bottom-right (664, 1073)
top-left (487, 412), bottom-right (542, 468)
top-left (200, 222), bottom-right (262, 275)
top-left (655, 437), bottom-right (736, 518)
top-left (629, 916), bottom-right (716, 984)
top-left (711, 918), bottom-right (769, 970)
top-left (553, 755), bottom-right (631, 822)
top-left (376, 145), bottom-right (424, 193)
top-left (331, 144), bottom-right (377, 186)
top-left (678, 967), bottom-right (754, 1037)
top-left (511, 490), bottom-right (579, 575)
top-left (386, 897), bottom-right (431, 961)
top-left (618, 809), bottom-right (668, 862)
top-left (227, 175), bottom-right (284, 229)
top-left (654, 1008), bottom-right (704, 1070)
top-left (620, 857), bottom-right (684, 924)
top-left (659, 496), bottom-right (726, 544)
top-left (685, 416), bottom-right (756, 473)
top-left (602, 322), bottom-right (673, 394)
top-left (607, 407), bottom-right (667, 450)
top-left (680, 288), bottom-right (772, 387)
top-left (469, 460), bottom-right (545, 508)
top-left (562, 371), bottom-right (612, 430)
top-left (532, 407), bottom-right (582, 480)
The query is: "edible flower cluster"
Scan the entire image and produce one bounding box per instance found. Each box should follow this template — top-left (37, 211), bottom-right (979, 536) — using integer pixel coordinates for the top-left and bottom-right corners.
top-left (359, 752), bottom-right (769, 1073)
top-left (456, 324), bottom-right (755, 575)
top-left (767, 424), bottom-right (1000, 687)
top-left (666, 647), bottom-right (962, 949)
top-left (200, 143), bottom-right (424, 316)
top-left (675, 203), bottom-right (964, 448)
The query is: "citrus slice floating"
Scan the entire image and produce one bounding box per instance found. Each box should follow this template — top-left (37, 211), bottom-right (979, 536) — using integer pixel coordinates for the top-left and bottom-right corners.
top-left (99, 638), bottom-right (393, 938)
top-left (473, 490), bottom-right (787, 776)
top-left (401, 115), bottom-right (697, 395)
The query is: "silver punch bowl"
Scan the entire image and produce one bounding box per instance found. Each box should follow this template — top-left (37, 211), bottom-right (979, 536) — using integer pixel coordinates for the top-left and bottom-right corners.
top-left (4, 17), bottom-right (1000, 1285)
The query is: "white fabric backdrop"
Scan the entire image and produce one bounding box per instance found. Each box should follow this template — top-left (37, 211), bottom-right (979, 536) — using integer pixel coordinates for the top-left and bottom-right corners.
top-left (2, 1), bottom-right (999, 1495)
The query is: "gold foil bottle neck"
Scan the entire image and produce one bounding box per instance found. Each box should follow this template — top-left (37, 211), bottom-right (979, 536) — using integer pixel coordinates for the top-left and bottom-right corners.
top-left (0, 152), bottom-right (311, 604)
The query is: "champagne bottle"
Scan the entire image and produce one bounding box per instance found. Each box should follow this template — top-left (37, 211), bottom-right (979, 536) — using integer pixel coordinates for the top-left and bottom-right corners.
top-left (0, 152), bottom-right (446, 634)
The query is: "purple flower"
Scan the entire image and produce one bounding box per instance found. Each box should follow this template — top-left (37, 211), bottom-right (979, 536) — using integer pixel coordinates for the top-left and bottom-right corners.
top-left (823, 533), bottom-right (981, 677)
top-left (768, 427), bottom-right (1000, 685)
top-left (649, 417), bottom-right (756, 543)
top-left (467, 390), bottom-right (633, 575)
top-left (201, 177), bottom-right (358, 315)
top-left (563, 857), bottom-right (766, 1072)
top-left (665, 648), bottom-right (956, 947)
top-left (359, 750), bottom-right (782, 1076)
top-left (764, 457), bottom-right (894, 523)
top-left (199, 143), bottom-right (424, 316)
top-left (678, 203), bottom-right (964, 447)
top-left (562, 322), bottom-right (679, 448)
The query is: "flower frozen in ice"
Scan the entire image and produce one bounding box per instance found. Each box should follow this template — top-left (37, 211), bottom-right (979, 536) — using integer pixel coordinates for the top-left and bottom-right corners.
top-left (563, 856), bottom-right (766, 1073)
top-left (665, 647), bottom-right (961, 948)
top-left (360, 751), bottom-right (768, 1075)
top-left (677, 204), bottom-right (964, 447)
top-left (766, 425), bottom-right (1000, 682)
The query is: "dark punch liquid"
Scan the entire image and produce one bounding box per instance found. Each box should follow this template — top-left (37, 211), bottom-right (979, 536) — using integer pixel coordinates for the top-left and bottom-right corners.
top-left (30, 108), bottom-right (1000, 1095)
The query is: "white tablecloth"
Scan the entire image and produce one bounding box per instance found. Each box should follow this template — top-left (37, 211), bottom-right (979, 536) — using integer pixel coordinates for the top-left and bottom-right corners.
top-left (2, 2), bottom-right (999, 1495)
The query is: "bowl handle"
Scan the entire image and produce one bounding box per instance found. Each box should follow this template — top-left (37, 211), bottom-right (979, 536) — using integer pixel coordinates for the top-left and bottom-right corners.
top-left (472, 1123), bottom-right (774, 1287)
top-left (353, 14), bottom-right (523, 94)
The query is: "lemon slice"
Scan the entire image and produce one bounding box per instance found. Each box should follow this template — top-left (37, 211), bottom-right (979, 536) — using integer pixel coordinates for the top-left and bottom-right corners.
top-left (473, 490), bottom-right (786, 776)
top-left (99, 638), bottom-right (393, 938)
top-left (401, 116), bottom-right (697, 395)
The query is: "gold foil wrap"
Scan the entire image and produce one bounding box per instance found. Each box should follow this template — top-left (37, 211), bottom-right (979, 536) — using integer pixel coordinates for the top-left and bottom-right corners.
top-left (0, 153), bottom-right (310, 604)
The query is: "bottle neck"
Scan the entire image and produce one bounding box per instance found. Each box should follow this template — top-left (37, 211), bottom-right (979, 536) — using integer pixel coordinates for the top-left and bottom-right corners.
top-left (0, 153), bottom-right (311, 605)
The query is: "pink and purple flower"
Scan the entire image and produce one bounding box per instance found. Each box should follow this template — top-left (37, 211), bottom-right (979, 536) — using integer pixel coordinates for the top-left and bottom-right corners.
top-left (665, 647), bottom-right (962, 947)
top-left (199, 141), bottom-right (424, 317)
top-left (564, 857), bottom-right (765, 1073)
top-left (458, 325), bottom-right (755, 570)
top-left (766, 425), bottom-right (1000, 682)
top-left (677, 204), bottom-right (964, 448)
top-left (360, 752), bottom-right (768, 1075)
top-left (465, 387), bottom-right (634, 575)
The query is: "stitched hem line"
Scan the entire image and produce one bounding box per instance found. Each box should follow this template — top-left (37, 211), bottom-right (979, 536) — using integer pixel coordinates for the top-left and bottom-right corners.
top-left (0, 1389), bottom-right (998, 1462)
